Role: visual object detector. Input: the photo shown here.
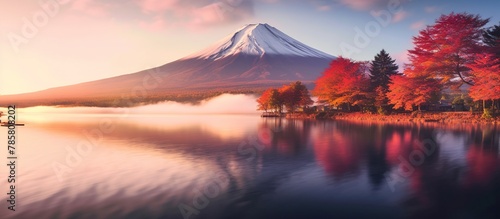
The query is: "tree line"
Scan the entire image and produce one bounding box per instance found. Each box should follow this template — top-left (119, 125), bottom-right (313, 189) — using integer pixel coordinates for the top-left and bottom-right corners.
top-left (257, 81), bottom-right (313, 114)
top-left (258, 12), bottom-right (500, 118)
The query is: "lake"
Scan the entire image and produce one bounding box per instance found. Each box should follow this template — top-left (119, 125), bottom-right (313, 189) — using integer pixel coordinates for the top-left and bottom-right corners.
top-left (1, 113), bottom-right (499, 219)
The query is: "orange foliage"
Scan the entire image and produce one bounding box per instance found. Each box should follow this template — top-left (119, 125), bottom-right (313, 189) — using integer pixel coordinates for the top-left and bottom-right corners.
top-left (408, 12), bottom-right (488, 87)
top-left (313, 57), bottom-right (369, 108)
top-left (468, 53), bottom-right (500, 101)
top-left (257, 88), bottom-right (278, 112)
top-left (387, 73), bottom-right (440, 111)
top-left (257, 81), bottom-right (313, 113)
top-left (279, 81), bottom-right (313, 113)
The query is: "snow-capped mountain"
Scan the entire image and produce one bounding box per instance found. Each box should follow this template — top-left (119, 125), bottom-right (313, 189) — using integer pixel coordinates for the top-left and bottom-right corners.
top-left (152, 23), bottom-right (335, 86)
top-left (184, 23), bottom-right (333, 60)
top-left (1, 23), bottom-right (335, 106)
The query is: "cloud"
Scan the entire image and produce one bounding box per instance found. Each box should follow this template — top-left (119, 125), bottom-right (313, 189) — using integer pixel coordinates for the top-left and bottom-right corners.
top-left (259, 0), bottom-right (280, 3)
top-left (138, 0), bottom-right (179, 13)
top-left (66, 0), bottom-right (254, 30)
top-left (410, 20), bottom-right (426, 30)
top-left (370, 8), bottom-right (408, 23)
top-left (392, 10), bottom-right (409, 23)
top-left (317, 5), bottom-right (332, 11)
top-left (65, 0), bottom-right (413, 30)
top-left (136, 0), bottom-right (254, 29)
top-left (339, 0), bottom-right (377, 10)
top-left (260, 0), bottom-right (397, 12)
top-left (140, 15), bottom-right (170, 31)
top-left (192, 1), bottom-right (254, 26)
top-left (337, 0), bottom-right (387, 10)
top-left (306, 0), bottom-right (333, 11)
top-left (71, 0), bottom-right (111, 17)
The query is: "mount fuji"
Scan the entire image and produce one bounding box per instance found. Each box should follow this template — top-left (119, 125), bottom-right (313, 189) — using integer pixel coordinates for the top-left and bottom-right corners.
top-left (1, 23), bottom-right (335, 107)
top-left (184, 23), bottom-right (333, 60)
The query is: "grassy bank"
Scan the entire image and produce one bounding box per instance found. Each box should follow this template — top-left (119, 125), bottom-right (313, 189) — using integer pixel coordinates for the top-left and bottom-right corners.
top-left (286, 111), bottom-right (500, 124)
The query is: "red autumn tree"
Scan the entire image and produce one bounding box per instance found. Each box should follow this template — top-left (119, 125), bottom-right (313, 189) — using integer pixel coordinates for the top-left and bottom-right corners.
top-left (468, 53), bottom-right (500, 114)
top-left (257, 88), bottom-right (279, 112)
top-left (257, 81), bottom-right (313, 114)
top-left (386, 12), bottom-right (485, 111)
top-left (279, 81), bottom-right (313, 113)
top-left (387, 69), bottom-right (440, 111)
top-left (257, 89), bottom-right (271, 112)
top-left (387, 75), bottom-right (412, 111)
top-left (408, 12), bottom-right (489, 89)
top-left (313, 57), bottom-right (369, 111)
top-left (387, 76), bottom-right (440, 111)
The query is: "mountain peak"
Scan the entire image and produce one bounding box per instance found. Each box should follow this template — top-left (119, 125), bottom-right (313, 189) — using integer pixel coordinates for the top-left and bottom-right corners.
top-left (183, 23), bottom-right (334, 60)
top-left (245, 23), bottom-right (270, 28)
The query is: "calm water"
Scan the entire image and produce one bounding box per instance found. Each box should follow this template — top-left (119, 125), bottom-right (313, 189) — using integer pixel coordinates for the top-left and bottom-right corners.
top-left (1, 114), bottom-right (500, 219)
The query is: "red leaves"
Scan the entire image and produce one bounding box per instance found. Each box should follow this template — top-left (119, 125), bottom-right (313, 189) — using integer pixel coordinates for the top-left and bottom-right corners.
top-left (408, 13), bottom-right (488, 87)
top-left (280, 81), bottom-right (314, 113)
top-left (387, 13), bottom-right (490, 111)
top-left (387, 72), bottom-right (440, 111)
top-left (257, 81), bottom-right (313, 113)
top-left (313, 57), bottom-right (369, 108)
top-left (387, 75), bottom-right (414, 111)
top-left (468, 53), bottom-right (500, 101)
top-left (257, 88), bottom-right (277, 112)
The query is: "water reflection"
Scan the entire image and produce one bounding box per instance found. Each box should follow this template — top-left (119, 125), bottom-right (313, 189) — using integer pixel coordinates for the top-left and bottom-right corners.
top-left (465, 126), bottom-right (500, 187)
top-left (313, 123), bottom-right (363, 179)
top-left (399, 125), bottom-right (500, 219)
top-left (257, 118), bottom-right (311, 155)
top-left (2, 114), bottom-right (499, 219)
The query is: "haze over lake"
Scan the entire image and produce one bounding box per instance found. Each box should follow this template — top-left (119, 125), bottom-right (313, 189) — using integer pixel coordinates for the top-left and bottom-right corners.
top-left (1, 96), bottom-right (499, 219)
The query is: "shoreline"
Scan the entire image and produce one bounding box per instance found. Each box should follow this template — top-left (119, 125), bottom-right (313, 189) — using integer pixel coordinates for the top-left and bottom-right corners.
top-left (285, 111), bottom-right (500, 124)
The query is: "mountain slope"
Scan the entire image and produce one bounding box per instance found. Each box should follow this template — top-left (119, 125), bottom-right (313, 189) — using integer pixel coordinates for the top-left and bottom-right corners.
top-left (183, 23), bottom-right (333, 60)
top-left (0, 23), bottom-right (335, 107)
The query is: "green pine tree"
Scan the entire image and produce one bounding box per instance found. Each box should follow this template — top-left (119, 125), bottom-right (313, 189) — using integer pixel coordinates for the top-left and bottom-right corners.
top-left (369, 49), bottom-right (399, 112)
top-left (483, 22), bottom-right (500, 60)
top-left (370, 49), bottom-right (399, 90)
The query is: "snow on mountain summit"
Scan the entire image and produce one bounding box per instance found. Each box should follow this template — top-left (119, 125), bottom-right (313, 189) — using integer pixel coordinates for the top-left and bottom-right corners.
top-left (184, 23), bottom-right (334, 60)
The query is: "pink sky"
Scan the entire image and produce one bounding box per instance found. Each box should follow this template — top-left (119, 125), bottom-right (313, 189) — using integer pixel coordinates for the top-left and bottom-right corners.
top-left (1, 0), bottom-right (499, 94)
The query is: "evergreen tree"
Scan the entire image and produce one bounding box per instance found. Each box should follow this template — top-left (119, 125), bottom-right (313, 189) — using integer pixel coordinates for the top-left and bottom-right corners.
top-left (369, 49), bottom-right (399, 90)
top-left (369, 50), bottom-right (399, 112)
top-left (483, 22), bottom-right (500, 61)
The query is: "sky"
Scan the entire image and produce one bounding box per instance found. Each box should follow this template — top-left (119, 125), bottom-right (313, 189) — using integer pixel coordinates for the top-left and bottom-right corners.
top-left (1, 0), bottom-right (499, 95)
